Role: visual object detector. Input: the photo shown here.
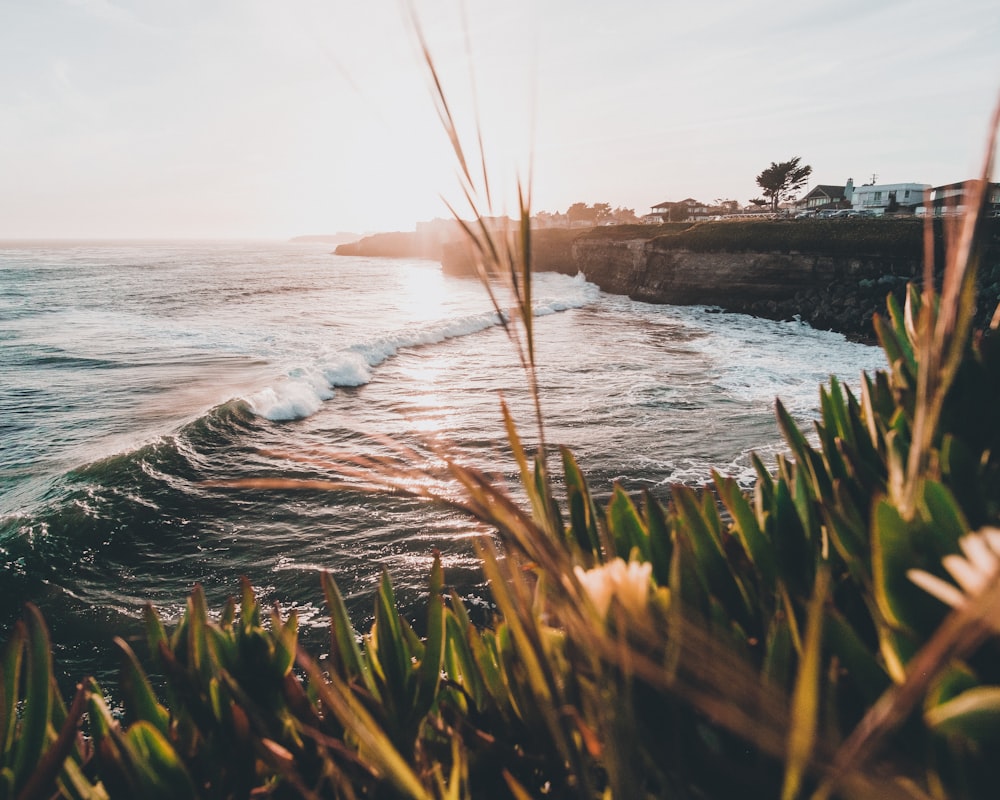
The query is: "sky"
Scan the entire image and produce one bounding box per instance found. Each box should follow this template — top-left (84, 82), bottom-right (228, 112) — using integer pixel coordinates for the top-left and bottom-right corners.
top-left (1, 0), bottom-right (999, 239)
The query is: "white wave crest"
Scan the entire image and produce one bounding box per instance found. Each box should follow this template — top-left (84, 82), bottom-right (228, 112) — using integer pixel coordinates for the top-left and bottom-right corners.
top-left (322, 351), bottom-right (372, 387)
top-left (245, 382), bottom-right (325, 422)
top-left (244, 271), bottom-right (599, 422)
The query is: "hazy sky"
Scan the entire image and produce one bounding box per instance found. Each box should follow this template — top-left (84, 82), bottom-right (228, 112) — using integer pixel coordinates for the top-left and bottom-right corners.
top-left (2, 0), bottom-right (999, 238)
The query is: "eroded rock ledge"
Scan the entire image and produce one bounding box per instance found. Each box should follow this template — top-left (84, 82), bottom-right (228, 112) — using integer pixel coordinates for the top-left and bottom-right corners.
top-left (441, 220), bottom-right (1000, 341)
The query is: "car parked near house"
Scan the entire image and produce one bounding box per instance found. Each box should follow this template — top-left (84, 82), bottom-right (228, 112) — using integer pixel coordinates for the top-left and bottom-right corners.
top-left (817, 209), bottom-right (859, 219)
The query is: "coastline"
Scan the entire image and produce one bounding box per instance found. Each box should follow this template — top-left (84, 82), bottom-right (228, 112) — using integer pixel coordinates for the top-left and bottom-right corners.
top-left (438, 219), bottom-right (1000, 342)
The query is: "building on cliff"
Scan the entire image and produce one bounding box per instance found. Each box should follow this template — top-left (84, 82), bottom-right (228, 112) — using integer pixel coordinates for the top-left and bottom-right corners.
top-left (850, 182), bottom-right (930, 215)
top-left (927, 180), bottom-right (1000, 217)
top-left (649, 198), bottom-right (732, 223)
top-left (798, 180), bottom-right (853, 212)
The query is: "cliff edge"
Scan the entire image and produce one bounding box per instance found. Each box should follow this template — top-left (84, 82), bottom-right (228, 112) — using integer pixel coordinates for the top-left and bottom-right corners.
top-left (441, 219), bottom-right (1000, 341)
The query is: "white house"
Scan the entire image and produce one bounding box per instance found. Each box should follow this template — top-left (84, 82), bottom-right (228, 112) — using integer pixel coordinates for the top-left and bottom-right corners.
top-left (851, 182), bottom-right (930, 214)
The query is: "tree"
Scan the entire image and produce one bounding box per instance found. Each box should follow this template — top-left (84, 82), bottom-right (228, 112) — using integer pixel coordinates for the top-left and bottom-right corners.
top-left (755, 157), bottom-right (812, 212)
top-left (593, 203), bottom-right (613, 224)
top-left (566, 202), bottom-right (597, 225)
top-left (748, 197), bottom-right (769, 209)
top-left (565, 202), bottom-right (620, 226)
top-left (612, 206), bottom-right (638, 224)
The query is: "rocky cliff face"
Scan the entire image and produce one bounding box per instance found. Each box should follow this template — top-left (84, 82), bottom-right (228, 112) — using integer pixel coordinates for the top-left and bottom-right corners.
top-left (440, 220), bottom-right (1000, 341)
top-left (570, 238), bottom-right (923, 339)
top-left (571, 237), bottom-right (923, 304)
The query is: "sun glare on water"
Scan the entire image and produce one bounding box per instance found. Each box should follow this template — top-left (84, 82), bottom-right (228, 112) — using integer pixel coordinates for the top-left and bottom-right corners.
top-left (397, 262), bottom-right (455, 322)
top-left (395, 359), bottom-right (455, 435)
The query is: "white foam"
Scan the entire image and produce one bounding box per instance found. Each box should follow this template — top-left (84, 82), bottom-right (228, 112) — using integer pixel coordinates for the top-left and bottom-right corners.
top-left (243, 271), bottom-right (600, 422)
top-left (322, 351), bottom-right (372, 387)
top-left (245, 382), bottom-right (325, 421)
top-left (653, 305), bottom-right (886, 417)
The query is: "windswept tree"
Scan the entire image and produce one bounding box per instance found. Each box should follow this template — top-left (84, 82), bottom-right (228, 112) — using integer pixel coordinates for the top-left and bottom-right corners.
top-left (755, 157), bottom-right (812, 212)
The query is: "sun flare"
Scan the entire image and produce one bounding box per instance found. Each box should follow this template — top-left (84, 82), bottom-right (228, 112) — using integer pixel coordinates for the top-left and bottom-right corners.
top-left (397, 262), bottom-right (454, 322)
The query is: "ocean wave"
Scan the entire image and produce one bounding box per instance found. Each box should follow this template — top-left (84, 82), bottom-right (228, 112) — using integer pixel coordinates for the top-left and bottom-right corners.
top-left (654, 304), bottom-right (886, 417)
top-left (245, 272), bottom-right (599, 422)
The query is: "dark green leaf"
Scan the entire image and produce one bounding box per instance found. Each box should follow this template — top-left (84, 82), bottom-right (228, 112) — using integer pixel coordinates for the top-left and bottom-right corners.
top-left (115, 637), bottom-right (170, 738)
top-left (320, 571), bottom-right (371, 690)
top-left (714, 471), bottom-right (776, 587)
top-left (562, 447), bottom-right (601, 558)
top-left (12, 604), bottom-right (53, 790)
top-left (606, 485), bottom-right (649, 562)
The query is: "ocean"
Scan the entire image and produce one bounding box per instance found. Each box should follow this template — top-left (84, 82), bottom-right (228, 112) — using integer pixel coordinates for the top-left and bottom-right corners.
top-left (0, 238), bottom-right (886, 686)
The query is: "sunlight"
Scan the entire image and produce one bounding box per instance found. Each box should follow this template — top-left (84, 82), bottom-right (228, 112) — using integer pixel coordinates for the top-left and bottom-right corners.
top-left (394, 358), bottom-right (453, 435)
top-left (397, 262), bottom-right (453, 323)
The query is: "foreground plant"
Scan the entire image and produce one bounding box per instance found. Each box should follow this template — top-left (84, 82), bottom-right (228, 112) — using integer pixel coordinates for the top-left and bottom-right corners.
top-left (1, 605), bottom-right (100, 800)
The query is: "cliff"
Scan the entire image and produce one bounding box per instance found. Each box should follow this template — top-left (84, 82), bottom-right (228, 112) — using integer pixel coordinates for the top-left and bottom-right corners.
top-left (334, 230), bottom-right (442, 259)
top-left (441, 219), bottom-right (1000, 341)
top-left (577, 239), bottom-right (918, 340)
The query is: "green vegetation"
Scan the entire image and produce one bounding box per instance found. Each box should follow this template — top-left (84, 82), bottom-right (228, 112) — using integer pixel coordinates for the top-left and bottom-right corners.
top-left (649, 217), bottom-right (1000, 260)
top-left (534, 217), bottom-right (1000, 274)
top-left (574, 222), bottom-right (694, 241)
top-left (549, 203), bottom-right (638, 226)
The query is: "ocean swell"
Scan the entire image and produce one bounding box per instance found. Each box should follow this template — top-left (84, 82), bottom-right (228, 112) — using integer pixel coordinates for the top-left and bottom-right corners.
top-left (245, 273), bottom-right (599, 422)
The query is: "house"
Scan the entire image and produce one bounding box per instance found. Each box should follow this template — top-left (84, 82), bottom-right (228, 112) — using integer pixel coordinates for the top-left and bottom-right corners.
top-left (926, 180), bottom-right (1000, 217)
top-left (649, 198), bottom-right (715, 223)
top-left (798, 179), bottom-right (853, 212)
top-left (851, 182), bottom-right (930, 215)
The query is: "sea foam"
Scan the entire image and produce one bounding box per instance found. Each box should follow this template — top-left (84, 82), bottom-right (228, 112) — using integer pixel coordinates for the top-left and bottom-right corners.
top-left (244, 272), bottom-right (598, 422)
top-left (668, 305), bottom-right (885, 416)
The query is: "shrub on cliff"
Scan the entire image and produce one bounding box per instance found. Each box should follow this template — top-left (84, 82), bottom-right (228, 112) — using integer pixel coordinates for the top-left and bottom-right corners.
top-left (574, 222), bottom-right (694, 240)
top-left (649, 216), bottom-right (1000, 263)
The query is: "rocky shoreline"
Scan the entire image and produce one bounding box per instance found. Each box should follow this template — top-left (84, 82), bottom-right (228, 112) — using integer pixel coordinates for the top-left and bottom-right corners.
top-left (440, 220), bottom-right (1000, 342)
top-left (569, 237), bottom-right (916, 342)
top-left (337, 220), bottom-right (1000, 342)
